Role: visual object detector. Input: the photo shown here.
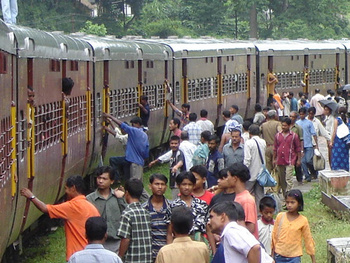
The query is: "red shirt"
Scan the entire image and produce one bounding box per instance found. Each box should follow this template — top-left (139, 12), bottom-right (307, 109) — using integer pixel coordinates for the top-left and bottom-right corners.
top-left (274, 131), bottom-right (301, 166)
top-left (194, 190), bottom-right (214, 205)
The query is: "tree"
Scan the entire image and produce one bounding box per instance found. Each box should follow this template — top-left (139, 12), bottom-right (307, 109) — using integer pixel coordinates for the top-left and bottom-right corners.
top-left (80, 21), bottom-right (107, 36)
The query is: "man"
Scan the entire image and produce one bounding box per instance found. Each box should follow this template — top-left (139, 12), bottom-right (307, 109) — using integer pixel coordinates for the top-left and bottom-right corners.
top-left (103, 114), bottom-right (149, 181)
top-left (267, 68), bottom-right (278, 96)
top-left (167, 100), bottom-right (190, 127)
top-left (219, 110), bottom-right (240, 152)
top-left (296, 107), bottom-right (318, 182)
top-left (273, 117), bottom-right (301, 197)
top-left (142, 174), bottom-right (171, 261)
top-left (179, 131), bottom-right (197, 171)
top-left (68, 217), bottom-right (123, 263)
top-left (20, 175), bottom-right (100, 261)
top-left (289, 111), bottom-right (304, 185)
top-left (244, 124), bottom-right (266, 208)
top-left (138, 95), bottom-right (150, 128)
top-left (208, 202), bottom-right (261, 263)
top-left (253, 104), bottom-right (265, 126)
top-left (206, 135), bottom-right (224, 188)
top-left (86, 166), bottom-right (126, 252)
top-left (155, 206), bottom-right (209, 263)
top-left (282, 92), bottom-right (291, 117)
top-left (289, 92), bottom-right (298, 112)
top-left (196, 109), bottom-right (214, 134)
top-left (261, 110), bottom-right (282, 173)
top-left (192, 130), bottom-right (210, 166)
top-left (223, 129), bottom-right (244, 168)
top-left (117, 178), bottom-right (152, 263)
top-left (209, 169), bottom-right (236, 208)
top-left (169, 117), bottom-right (181, 137)
top-left (309, 88), bottom-right (325, 118)
top-left (229, 104), bottom-right (243, 124)
top-left (1, 0), bottom-right (18, 24)
top-left (183, 113), bottom-right (202, 145)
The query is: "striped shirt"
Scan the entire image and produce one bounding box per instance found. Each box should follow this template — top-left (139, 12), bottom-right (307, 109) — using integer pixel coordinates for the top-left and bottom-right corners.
top-left (142, 197), bottom-right (171, 261)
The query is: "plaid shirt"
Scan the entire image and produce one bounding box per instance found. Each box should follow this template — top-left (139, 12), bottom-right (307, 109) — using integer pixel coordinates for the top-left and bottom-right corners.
top-left (183, 121), bottom-right (202, 146)
top-left (164, 196), bottom-right (209, 234)
top-left (117, 202), bottom-right (152, 263)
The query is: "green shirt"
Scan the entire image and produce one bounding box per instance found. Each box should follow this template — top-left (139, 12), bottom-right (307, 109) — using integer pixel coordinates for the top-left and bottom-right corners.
top-left (86, 188), bottom-right (126, 240)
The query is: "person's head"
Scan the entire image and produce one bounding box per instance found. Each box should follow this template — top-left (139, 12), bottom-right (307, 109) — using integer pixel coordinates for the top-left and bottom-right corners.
top-left (171, 206), bottom-right (193, 235)
top-left (176, 171), bottom-right (196, 196)
top-left (281, 117), bottom-right (291, 133)
top-left (200, 130), bottom-right (211, 143)
top-left (329, 90), bottom-right (335, 97)
top-left (286, 189), bottom-right (304, 212)
top-left (62, 77), bottom-right (74, 96)
top-left (233, 202), bottom-right (246, 226)
top-left (339, 106), bottom-right (347, 123)
top-left (229, 105), bottom-right (239, 115)
top-left (289, 111), bottom-right (298, 124)
top-left (200, 109), bottom-right (208, 118)
top-left (169, 118), bottom-right (180, 131)
top-left (323, 105), bottom-right (332, 116)
top-left (190, 165), bottom-right (208, 191)
top-left (230, 129), bottom-right (241, 146)
top-left (300, 98), bottom-right (307, 106)
top-left (217, 168), bottom-right (229, 190)
top-left (130, 117), bottom-right (143, 127)
top-left (243, 121), bottom-right (251, 132)
top-left (288, 92), bottom-right (294, 99)
top-left (209, 201), bottom-right (238, 235)
top-left (248, 124), bottom-right (260, 136)
top-left (259, 196), bottom-right (276, 222)
top-left (169, 135), bottom-right (180, 151)
top-left (85, 216), bottom-right (107, 243)
top-left (298, 107), bottom-right (307, 120)
top-left (315, 88), bottom-right (320, 94)
top-left (65, 175), bottom-right (85, 199)
top-left (189, 112), bottom-right (197, 122)
top-left (149, 173), bottom-right (168, 197)
top-left (140, 95), bottom-right (148, 105)
top-left (208, 135), bottom-right (219, 152)
top-left (181, 103), bottom-right (190, 113)
top-left (327, 89), bottom-right (332, 95)
top-left (337, 89), bottom-right (342, 96)
top-left (298, 91), bottom-right (304, 98)
top-left (222, 110), bottom-right (231, 120)
top-left (227, 163), bottom-right (250, 186)
top-left (180, 131), bottom-right (189, 141)
top-left (267, 110), bottom-right (276, 119)
top-left (263, 107), bottom-right (270, 117)
top-left (27, 86), bottom-right (35, 105)
top-left (124, 178), bottom-right (143, 202)
top-left (95, 166), bottom-right (115, 190)
top-left (308, 107), bottom-right (316, 119)
top-left (254, 104), bottom-right (262, 113)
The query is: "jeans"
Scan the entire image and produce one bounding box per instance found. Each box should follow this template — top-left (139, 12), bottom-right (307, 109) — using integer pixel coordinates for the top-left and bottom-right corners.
top-left (275, 254), bottom-right (301, 263)
top-left (109, 156), bottom-right (130, 181)
top-left (1, 0), bottom-right (18, 24)
top-left (301, 147), bottom-right (316, 181)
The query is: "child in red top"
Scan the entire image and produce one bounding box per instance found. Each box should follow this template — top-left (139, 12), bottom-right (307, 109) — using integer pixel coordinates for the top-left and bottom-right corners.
top-left (191, 165), bottom-right (214, 205)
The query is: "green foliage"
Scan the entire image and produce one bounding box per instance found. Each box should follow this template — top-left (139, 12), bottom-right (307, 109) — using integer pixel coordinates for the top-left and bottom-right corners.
top-left (80, 21), bottom-right (107, 36)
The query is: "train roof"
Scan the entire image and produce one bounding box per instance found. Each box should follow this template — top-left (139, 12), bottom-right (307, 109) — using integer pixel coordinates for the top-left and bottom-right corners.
top-left (0, 21), bottom-right (15, 55)
top-left (77, 35), bottom-right (172, 61)
top-left (137, 38), bottom-right (256, 58)
top-left (6, 24), bottom-right (92, 60)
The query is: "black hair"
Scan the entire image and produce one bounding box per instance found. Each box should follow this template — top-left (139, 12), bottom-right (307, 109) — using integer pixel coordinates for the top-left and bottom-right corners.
top-left (300, 98), bottom-right (307, 104)
top-left (233, 202), bottom-right (245, 221)
top-left (289, 92), bottom-right (294, 96)
top-left (180, 131), bottom-right (189, 140)
top-left (170, 135), bottom-right (180, 143)
top-left (298, 91), bottom-right (304, 97)
top-left (227, 163), bottom-right (250, 182)
top-left (248, 124), bottom-right (260, 136)
top-left (125, 178), bottom-right (143, 199)
top-left (327, 89), bottom-right (332, 94)
top-left (217, 168), bottom-right (228, 179)
top-left (182, 103), bottom-right (190, 110)
top-left (281, 117), bottom-right (292, 125)
top-left (149, 173), bottom-right (168, 184)
top-left (190, 165), bottom-right (207, 179)
top-left (259, 196), bottom-right (276, 211)
top-left (308, 107), bottom-right (316, 114)
top-left (201, 130), bottom-right (211, 141)
top-left (339, 106), bottom-right (347, 124)
top-left (66, 175), bottom-right (85, 194)
top-left (315, 88), bottom-right (320, 93)
top-left (171, 206), bottom-right (193, 234)
top-left (222, 110), bottom-right (231, 118)
top-left (263, 106), bottom-right (271, 111)
top-left (95, 166), bottom-right (115, 180)
top-left (329, 90), bottom-right (335, 96)
top-left (254, 104), bottom-right (262, 112)
top-left (231, 105), bottom-right (239, 111)
top-left (176, 171), bottom-right (196, 185)
top-left (85, 216), bottom-right (107, 241)
top-left (27, 85), bottom-right (34, 91)
top-left (141, 95), bottom-right (148, 101)
top-left (209, 134), bottom-right (219, 144)
top-left (171, 118), bottom-right (180, 128)
top-left (298, 107), bottom-right (307, 114)
top-left (189, 112), bottom-right (197, 122)
top-left (243, 121), bottom-right (251, 131)
top-left (286, 189), bottom-right (304, 211)
top-left (200, 109), bottom-right (208, 118)
top-left (62, 77), bottom-right (74, 96)
top-left (230, 129), bottom-right (241, 136)
top-left (324, 105), bottom-right (333, 113)
top-left (210, 201), bottom-right (238, 221)
top-left (130, 117), bottom-right (143, 125)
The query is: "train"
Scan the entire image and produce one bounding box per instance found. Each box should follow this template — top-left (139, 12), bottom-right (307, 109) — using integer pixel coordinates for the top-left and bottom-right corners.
top-left (1, 19), bottom-right (350, 260)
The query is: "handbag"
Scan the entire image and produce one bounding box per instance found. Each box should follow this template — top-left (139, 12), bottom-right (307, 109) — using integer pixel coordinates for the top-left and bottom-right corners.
top-left (313, 153), bottom-right (325, 171)
top-left (254, 139), bottom-right (277, 187)
top-left (336, 120), bottom-right (349, 139)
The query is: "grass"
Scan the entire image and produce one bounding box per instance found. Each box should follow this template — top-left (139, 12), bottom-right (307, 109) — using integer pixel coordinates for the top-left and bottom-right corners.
top-left (18, 166), bottom-right (350, 262)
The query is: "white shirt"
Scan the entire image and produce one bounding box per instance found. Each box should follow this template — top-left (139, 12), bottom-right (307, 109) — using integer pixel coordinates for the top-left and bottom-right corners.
top-left (310, 93), bottom-right (325, 116)
top-left (324, 114), bottom-right (335, 136)
top-left (307, 116), bottom-right (331, 145)
top-left (243, 136), bottom-right (266, 181)
top-left (179, 140), bottom-right (197, 171)
top-left (196, 118), bottom-right (214, 134)
top-left (258, 219), bottom-right (273, 255)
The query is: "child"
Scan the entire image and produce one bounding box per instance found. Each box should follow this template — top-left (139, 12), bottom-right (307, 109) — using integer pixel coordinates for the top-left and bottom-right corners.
top-left (271, 189), bottom-right (316, 263)
top-left (258, 196), bottom-right (276, 255)
top-left (192, 131), bottom-right (211, 166)
top-left (190, 165), bottom-right (214, 205)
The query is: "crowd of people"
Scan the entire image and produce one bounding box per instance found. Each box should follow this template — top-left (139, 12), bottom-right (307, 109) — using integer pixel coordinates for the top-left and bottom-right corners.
top-left (20, 86), bottom-right (350, 263)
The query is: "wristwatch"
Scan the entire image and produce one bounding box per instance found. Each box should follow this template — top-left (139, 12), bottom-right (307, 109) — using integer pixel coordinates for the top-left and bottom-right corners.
top-left (29, 195), bottom-right (36, 200)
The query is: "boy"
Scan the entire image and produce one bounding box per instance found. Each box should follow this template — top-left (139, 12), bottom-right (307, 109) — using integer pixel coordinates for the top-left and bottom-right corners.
top-left (206, 135), bottom-right (224, 188)
top-left (192, 130), bottom-right (211, 166)
top-left (258, 196), bottom-right (276, 255)
top-left (209, 169), bottom-right (236, 208)
top-left (149, 135), bottom-right (185, 199)
top-left (142, 174), bottom-right (171, 261)
top-left (190, 165), bottom-right (214, 205)
top-left (117, 178), bottom-right (152, 263)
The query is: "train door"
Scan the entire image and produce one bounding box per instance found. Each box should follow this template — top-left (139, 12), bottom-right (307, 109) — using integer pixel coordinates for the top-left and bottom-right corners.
top-left (100, 60), bottom-right (109, 162)
top-left (303, 55), bottom-right (309, 94)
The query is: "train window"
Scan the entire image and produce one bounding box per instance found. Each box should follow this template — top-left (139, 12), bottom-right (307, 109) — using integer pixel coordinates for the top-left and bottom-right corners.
top-left (0, 116), bottom-right (14, 184)
top-left (68, 96), bottom-right (87, 137)
top-left (227, 56), bottom-right (229, 62)
top-left (146, 61), bottom-right (150, 68)
top-left (291, 56), bottom-right (293, 61)
top-left (142, 84), bottom-right (164, 109)
top-left (144, 71), bottom-right (147, 84)
top-left (151, 61), bottom-right (154, 68)
top-left (319, 54), bottom-right (322, 59)
top-left (211, 57), bottom-right (214, 63)
top-left (18, 110), bottom-right (26, 161)
top-left (224, 65), bottom-right (227, 74)
top-left (205, 58), bottom-right (208, 63)
top-left (231, 56), bottom-right (234, 61)
top-left (70, 61), bottom-right (78, 71)
top-left (110, 87), bottom-right (138, 118)
top-left (131, 61), bottom-right (135, 68)
top-left (125, 61), bottom-right (129, 69)
top-left (314, 55), bottom-right (317, 59)
top-left (0, 51), bottom-right (7, 74)
top-left (175, 81), bottom-right (180, 104)
top-left (50, 59), bottom-right (60, 72)
top-left (297, 56), bottom-right (300, 60)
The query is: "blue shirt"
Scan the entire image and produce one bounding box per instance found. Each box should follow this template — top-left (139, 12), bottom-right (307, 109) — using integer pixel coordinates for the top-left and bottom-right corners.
top-left (68, 244), bottom-right (123, 263)
top-left (296, 118), bottom-right (316, 148)
top-left (290, 97), bottom-right (298, 112)
top-left (121, 122), bottom-right (149, 166)
top-left (206, 150), bottom-right (224, 188)
top-left (231, 113), bottom-right (243, 124)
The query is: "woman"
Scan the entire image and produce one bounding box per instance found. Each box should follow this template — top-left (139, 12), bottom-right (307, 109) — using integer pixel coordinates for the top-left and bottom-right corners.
top-left (324, 105), bottom-right (336, 165)
top-left (331, 107), bottom-right (350, 171)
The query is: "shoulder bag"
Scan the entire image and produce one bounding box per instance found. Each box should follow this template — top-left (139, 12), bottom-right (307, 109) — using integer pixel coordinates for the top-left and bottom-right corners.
top-left (254, 139), bottom-right (277, 187)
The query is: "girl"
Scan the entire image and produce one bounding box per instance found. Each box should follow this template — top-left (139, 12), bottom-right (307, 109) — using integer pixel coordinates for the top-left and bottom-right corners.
top-left (271, 189), bottom-right (316, 263)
